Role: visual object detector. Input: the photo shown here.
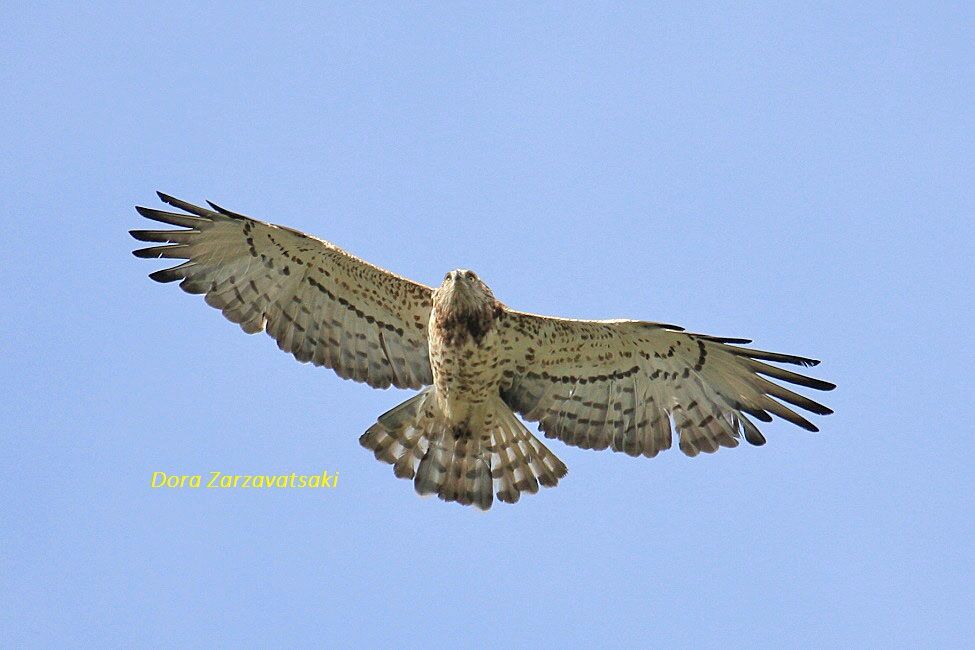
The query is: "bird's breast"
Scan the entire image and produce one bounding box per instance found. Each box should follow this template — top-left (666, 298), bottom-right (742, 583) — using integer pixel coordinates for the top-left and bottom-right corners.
top-left (428, 319), bottom-right (504, 421)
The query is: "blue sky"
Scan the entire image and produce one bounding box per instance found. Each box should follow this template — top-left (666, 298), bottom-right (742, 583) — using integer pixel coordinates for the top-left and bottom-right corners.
top-left (2, 2), bottom-right (972, 647)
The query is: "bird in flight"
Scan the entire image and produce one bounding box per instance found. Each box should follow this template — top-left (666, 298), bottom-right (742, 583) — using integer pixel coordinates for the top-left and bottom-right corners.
top-left (131, 193), bottom-right (835, 510)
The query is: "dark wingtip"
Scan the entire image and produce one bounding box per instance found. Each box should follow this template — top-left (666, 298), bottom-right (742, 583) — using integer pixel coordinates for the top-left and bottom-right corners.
top-left (206, 199), bottom-right (228, 215)
top-left (709, 336), bottom-right (753, 344)
top-left (156, 191), bottom-right (181, 208)
top-left (742, 425), bottom-right (766, 446)
top-left (805, 377), bottom-right (836, 391)
top-left (148, 269), bottom-right (178, 283)
top-left (206, 199), bottom-right (246, 219)
top-left (740, 405), bottom-right (773, 422)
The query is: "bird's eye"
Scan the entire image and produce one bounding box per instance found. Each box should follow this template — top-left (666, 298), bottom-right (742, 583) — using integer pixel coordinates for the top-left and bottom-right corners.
top-left (465, 271), bottom-right (476, 280)
top-left (444, 273), bottom-right (451, 281)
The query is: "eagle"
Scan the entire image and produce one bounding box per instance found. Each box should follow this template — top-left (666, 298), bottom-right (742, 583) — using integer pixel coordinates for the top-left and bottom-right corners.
top-left (131, 193), bottom-right (835, 510)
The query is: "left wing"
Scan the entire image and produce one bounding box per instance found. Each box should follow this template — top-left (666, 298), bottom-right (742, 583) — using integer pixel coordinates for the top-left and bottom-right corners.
top-left (131, 193), bottom-right (434, 389)
top-left (499, 311), bottom-right (834, 457)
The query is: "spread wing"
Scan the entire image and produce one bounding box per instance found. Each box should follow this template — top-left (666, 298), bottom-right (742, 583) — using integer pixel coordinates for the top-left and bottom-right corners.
top-left (499, 311), bottom-right (834, 457)
top-left (130, 193), bottom-right (433, 389)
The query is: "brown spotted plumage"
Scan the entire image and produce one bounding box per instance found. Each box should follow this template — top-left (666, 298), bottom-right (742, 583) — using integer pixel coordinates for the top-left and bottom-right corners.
top-left (132, 193), bottom-right (835, 510)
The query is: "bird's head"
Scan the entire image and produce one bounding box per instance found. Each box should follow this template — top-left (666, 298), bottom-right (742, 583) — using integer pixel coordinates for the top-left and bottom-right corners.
top-left (434, 268), bottom-right (497, 315)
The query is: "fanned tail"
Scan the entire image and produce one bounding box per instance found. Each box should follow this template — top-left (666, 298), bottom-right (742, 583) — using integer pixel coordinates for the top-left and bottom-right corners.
top-left (359, 390), bottom-right (567, 510)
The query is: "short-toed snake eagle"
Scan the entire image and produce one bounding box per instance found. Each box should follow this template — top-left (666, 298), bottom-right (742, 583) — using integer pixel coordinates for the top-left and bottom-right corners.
top-left (132, 193), bottom-right (834, 509)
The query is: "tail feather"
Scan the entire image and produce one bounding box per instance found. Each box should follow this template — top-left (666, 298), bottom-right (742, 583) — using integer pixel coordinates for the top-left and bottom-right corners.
top-left (360, 389), bottom-right (433, 477)
top-left (501, 404), bottom-right (567, 488)
top-left (413, 439), bottom-right (446, 496)
top-left (360, 390), bottom-right (566, 510)
top-left (490, 404), bottom-right (568, 503)
top-left (417, 436), bottom-right (493, 509)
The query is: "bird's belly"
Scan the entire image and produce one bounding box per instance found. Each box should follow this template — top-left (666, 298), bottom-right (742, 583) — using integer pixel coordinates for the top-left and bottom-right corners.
top-left (429, 332), bottom-right (503, 424)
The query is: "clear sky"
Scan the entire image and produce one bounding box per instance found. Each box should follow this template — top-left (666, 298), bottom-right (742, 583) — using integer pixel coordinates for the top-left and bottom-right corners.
top-left (2, 2), bottom-right (972, 648)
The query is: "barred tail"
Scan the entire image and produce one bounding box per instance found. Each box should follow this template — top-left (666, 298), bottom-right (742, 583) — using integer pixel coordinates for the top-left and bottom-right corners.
top-left (358, 388), bottom-right (436, 482)
top-left (489, 399), bottom-right (568, 504)
top-left (359, 390), bottom-right (567, 510)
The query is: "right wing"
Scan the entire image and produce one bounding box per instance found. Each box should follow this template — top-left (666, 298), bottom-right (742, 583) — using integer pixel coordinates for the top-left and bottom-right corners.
top-left (131, 193), bottom-right (434, 389)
